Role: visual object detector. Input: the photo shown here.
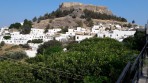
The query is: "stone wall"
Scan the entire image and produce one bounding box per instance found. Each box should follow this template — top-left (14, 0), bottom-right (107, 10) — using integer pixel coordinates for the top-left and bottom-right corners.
top-left (60, 2), bottom-right (113, 15)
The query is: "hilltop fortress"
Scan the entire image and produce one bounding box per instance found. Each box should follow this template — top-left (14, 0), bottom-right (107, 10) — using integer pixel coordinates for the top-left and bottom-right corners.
top-left (60, 2), bottom-right (113, 15)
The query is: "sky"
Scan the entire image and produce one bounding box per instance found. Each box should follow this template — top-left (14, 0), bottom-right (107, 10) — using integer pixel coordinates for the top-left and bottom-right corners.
top-left (0, 0), bottom-right (148, 27)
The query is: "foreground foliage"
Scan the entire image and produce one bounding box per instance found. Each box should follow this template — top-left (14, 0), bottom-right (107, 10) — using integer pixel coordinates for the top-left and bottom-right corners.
top-left (123, 30), bottom-right (145, 51)
top-left (26, 38), bottom-right (138, 83)
top-left (37, 40), bottom-right (63, 55)
top-left (0, 38), bottom-right (138, 82)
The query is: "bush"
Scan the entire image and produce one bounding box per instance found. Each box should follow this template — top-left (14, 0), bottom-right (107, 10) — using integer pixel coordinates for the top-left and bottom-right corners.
top-left (27, 39), bottom-right (43, 43)
top-left (9, 23), bottom-right (22, 29)
top-left (37, 40), bottom-right (63, 55)
top-left (83, 9), bottom-right (127, 22)
top-left (4, 51), bottom-right (28, 60)
top-left (61, 26), bottom-right (68, 33)
top-left (20, 19), bottom-right (32, 34)
top-left (0, 61), bottom-right (43, 82)
top-left (19, 44), bottom-right (30, 49)
top-left (32, 39), bottom-right (43, 43)
top-left (0, 41), bottom-right (5, 47)
top-left (123, 30), bottom-right (145, 51)
top-left (27, 38), bottom-right (138, 82)
top-left (3, 36), bottom-right (11, 40)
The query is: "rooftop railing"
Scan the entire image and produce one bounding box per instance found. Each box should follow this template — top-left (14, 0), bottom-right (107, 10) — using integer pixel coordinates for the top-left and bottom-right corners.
top-left (117, 21), bottom-right (148, 83)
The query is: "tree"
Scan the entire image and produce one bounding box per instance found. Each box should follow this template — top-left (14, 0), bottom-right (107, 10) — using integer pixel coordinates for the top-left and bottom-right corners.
top-left (61, 26), bottom-right (68, 33)
top-left (49, 20), bottom-right (52, 23)
top-left (83, 9), bottom-right (127, 22)
top-left (88, 20), bottom-right (94, 27)
top-left (37, 40), bottom-right (63, 55)
top-left (19, 44), bottom-right (30, 49)
top-left (44, 13), bottom-right (49, 19)
top-left (3, 36), bottom-right (11, 40)
top-left (0, 60), bottom-right (44, 82)
top-left (123, 30), bottom-right (145, 51)
top-left (26, 38), bottom-right (138, 82)
top-left (127, 23), bottom-right (132, 28)
top-left (9, 23), bottom-right (22, 29)
top-left (44, 24), bottom-right (50, 33)
top-left (28, 39), bottom-right (43, 43)
top-left (43, 38), bottom-right (138, 83)
top-left (32, 17), bottom-right (37, 22)
top-left (77, 21), bottom-right (83, 27)
top-left (21, 19), bottom-right (32, 34)
top-left (4, 51), bottom-right (28, 60)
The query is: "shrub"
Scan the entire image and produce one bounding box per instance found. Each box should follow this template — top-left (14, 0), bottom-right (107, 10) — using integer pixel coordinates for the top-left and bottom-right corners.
top-left (37, 40), bottom-right (63, 55)
top-left (83, 9), bottom-right (127, 22)
top-left (9, 23), bottom-right (22, 29)
top-left (4, 51), bottom-right (28, 60)
top-left (0, 41), bottom-right (5, 47)
top-left (19, 44), bottom-right (30, 49)
top-left (27, 38), bottom-right (138, 82)
top-left (27, 39), bottom-right (43, 43)
top-left (123, 30), bottom-right (145, 51)
top-left (61, 26), bottom-right (68, 33)
top-left (32, 39), bottom-right (43, 43)
top-left (3, 36), bottom-right (11, 40)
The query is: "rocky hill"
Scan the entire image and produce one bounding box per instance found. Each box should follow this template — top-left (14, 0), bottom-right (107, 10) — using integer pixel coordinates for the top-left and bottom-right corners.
top-left (32, 2), bottom-right (127, 29)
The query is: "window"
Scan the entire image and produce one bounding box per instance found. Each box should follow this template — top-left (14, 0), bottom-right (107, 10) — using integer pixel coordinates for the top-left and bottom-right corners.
top-left (77, 36), bottom-right (79, 39)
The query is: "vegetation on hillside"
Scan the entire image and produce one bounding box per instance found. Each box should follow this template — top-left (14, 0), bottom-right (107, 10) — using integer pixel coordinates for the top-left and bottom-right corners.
top-left (9, 23), bottom-right (22, 29)
top-left (3, 36), bottom-right (11, 40)
top-left (37, 40), bottom-right (63, 55)
top-left (33, 8), bottom-right (127, 25)
top-left (9, 19), bottom-right (32, 34)
top-left (20, 19), bottom-right (32, 34)
top-left (36, 9), bottom-right (75, 23)
top-left (27, 39), bottom-right (43, 44)
top-left (0, 37), bottom-right (139, 82)
top-left (0, 41), bottom-right (5, 48)
top-left (3, 51), bottom-right (28, 60)
top-left (81, 9), bottom-right (127, 22)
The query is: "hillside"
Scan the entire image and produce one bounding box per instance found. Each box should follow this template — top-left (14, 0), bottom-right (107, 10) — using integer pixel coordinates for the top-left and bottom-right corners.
top-left (0, 44), bottom-right (26, 56)
top-left (32, 2), bottom-right (128, 29)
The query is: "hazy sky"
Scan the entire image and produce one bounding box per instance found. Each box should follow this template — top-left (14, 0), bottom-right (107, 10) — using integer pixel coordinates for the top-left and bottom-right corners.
top-left (0, 0), bottom-right (148, 27)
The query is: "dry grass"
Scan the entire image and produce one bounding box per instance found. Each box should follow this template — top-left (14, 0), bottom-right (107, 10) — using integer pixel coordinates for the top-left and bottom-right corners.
top-left (0, 44), bottom-right (24, 56)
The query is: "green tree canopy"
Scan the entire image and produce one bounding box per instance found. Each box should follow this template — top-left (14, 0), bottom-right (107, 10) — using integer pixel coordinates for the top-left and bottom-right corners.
top-left (37, 40), bottom-right (63, 55)
top-left (21, 19), bottom-right (32, 34)
top-left (3, 36), bottom-right (11, 40)
top-left (27, 38), bottom-right (138, 83)
top-left (123, 30), bottom-right (145, 51)
top-left (32, 17), bottom-right (37, 22)
top-left (82, 9), bottom-right (127, 22)
top-left (9, 22), bottom-right (22, 29)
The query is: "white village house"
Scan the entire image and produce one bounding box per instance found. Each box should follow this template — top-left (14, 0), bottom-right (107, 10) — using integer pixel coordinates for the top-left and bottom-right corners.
top-left (0, 23), bottom-right (140, 57)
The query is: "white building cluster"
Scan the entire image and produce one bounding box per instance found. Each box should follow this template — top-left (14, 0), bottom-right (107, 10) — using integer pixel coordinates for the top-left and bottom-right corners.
top-left (0, 23), bottom-right (139, 57)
